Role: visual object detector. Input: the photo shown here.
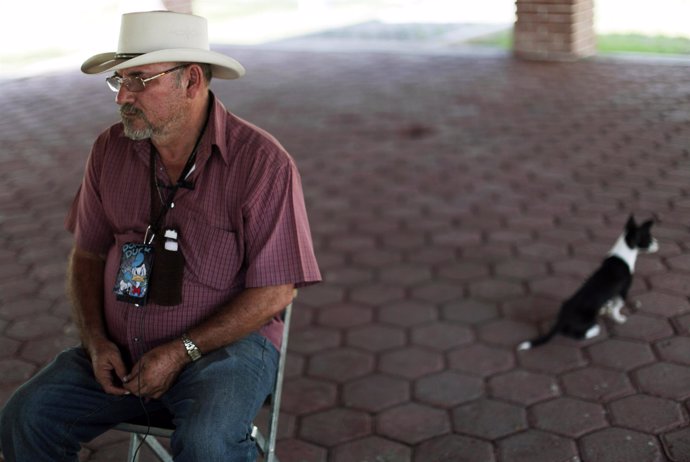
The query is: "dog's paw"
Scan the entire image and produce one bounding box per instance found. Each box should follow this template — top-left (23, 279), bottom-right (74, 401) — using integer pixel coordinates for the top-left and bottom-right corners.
top-left (517, 341), bottom-right (532, 351)
top-left (612, 313), bottom-right (627, 324)
top-left (585, 324), bottom-right (601, 339)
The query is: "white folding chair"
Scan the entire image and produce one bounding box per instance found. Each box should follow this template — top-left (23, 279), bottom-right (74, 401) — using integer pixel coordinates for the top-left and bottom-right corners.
top-left (114, 303), bottom-right (293, 462)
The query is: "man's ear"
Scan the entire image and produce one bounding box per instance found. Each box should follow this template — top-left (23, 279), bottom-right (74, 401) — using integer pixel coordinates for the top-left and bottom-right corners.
top-left (186, 64), bottom-right (205, 96)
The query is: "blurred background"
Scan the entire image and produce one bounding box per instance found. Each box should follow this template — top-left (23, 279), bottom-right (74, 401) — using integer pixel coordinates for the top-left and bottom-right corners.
top-left (2, 0), bottom-right (690, 78)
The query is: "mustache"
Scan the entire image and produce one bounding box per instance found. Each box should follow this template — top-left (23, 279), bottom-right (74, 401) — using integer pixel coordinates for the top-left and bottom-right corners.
top-left (120, 103), bottom-right (144, 117)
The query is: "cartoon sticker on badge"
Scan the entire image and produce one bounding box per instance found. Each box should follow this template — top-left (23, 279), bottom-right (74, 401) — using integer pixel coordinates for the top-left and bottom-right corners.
top-left (113, 242), bottom-right (154, 305)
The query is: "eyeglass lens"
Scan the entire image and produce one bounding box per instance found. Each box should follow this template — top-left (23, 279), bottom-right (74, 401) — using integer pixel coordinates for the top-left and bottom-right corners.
top-left (106, 75), bottom-right (145, 92)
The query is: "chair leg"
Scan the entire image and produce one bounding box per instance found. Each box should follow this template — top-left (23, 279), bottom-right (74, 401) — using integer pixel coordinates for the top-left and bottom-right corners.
top-left (127, 433), bottom-right (173, 462)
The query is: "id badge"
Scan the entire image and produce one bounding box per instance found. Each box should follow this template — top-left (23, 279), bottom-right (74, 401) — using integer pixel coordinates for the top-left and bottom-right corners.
top-left (113, 242), bottom-right (154, 306)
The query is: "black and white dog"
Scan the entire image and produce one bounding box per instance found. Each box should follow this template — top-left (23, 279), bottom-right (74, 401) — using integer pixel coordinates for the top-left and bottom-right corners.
top-left (518, 216), bottom-right (659, 350)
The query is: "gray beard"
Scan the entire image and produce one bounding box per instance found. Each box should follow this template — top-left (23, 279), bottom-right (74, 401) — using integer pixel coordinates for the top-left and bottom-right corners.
top-left (123, 124), bottom-right (153, 141)
top-left (120, 104), bottom-right (154, 140)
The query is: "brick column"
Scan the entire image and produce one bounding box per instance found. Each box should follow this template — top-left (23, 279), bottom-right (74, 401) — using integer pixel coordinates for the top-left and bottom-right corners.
top-left (514, 0), bottom-right (596, 61)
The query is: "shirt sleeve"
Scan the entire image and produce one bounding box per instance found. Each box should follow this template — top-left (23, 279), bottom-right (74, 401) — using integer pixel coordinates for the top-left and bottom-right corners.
top-left (64, 131), bottom-right (115, 255)
top-left (242, 156), bottom-right (321, 289)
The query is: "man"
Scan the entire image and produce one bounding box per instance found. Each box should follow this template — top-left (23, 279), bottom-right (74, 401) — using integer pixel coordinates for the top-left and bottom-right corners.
top-left (0, 11), bottom-right (321, 461)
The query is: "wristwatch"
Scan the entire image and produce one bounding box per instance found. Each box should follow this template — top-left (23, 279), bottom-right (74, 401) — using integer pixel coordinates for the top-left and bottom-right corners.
top-left (181, 333), bottom-right (202, 362)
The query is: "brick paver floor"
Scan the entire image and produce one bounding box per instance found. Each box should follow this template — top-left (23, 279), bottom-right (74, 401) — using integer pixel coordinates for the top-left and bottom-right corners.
top-left (1, 36), bottom-right (690, 461)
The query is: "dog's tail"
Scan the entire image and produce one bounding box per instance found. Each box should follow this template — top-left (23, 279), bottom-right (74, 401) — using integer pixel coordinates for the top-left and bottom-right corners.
top-left (517, 319), bottom-right (562, 351)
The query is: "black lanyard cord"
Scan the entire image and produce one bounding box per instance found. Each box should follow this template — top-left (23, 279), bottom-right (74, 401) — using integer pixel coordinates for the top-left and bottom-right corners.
top-left (147, 134), bottom-right (203, 243)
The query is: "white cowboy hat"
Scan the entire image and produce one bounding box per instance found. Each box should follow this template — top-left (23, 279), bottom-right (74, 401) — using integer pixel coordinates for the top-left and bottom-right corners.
top-left (81, 11), bottom-right (245, 79)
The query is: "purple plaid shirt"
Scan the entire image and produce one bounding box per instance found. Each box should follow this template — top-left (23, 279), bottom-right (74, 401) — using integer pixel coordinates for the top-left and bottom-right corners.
top-left (65, 93), bottom-right (321, 363)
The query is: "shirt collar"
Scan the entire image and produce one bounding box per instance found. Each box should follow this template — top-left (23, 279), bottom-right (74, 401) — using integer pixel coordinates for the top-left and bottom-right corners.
top-left (129, 91), bottom-right (231, 167)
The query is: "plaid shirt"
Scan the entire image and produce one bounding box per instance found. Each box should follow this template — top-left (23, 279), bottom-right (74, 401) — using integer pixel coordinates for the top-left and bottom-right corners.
top-left (66, 93), bottom-right (321, 363)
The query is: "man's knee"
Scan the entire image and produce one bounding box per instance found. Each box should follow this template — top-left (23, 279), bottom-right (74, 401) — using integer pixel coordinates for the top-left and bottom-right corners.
top-left (172, 417), bottom-right (258, 461)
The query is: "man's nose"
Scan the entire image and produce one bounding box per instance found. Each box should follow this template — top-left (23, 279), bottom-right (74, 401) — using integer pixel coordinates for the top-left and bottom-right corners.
top-left (115, 85), bottom-right (135, 105)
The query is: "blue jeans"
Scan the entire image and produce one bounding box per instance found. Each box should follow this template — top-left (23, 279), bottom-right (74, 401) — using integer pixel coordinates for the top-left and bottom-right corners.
top-left (0, 333), bottom-right (278, 462)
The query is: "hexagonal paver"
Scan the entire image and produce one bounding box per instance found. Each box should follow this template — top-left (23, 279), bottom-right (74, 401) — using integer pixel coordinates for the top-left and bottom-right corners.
top-left (441, 299), bottom-right (499, 324)
top-left (489, 370), bottom-right (560, 405)
top-left (662, 427), bottom-right (690, 462)
top-left (5, 314), bottom-right (66, 340)
top-left (452, 398), bottom-right (527, 440)
top-left (633, 291), bottom-right (690, 317)
top-left (649, 272), bottom-right (690, 297)
top-left (327, 235), bottom-right (376, 252)
top-left (411, 281), bottom-right (465, 304)
top-left (517, 241), bottom-right (569, 261)
top-left (411, 322), bottom-right (473, 351)
top-left (300, 408), bottom-right (371, 447)
top-left (432, 229), bottom-right (482, 247)
top-left (655, 336), bottom-right (690, 366)
top-left (379, 347), bottom-right (444, 379)
top-left (498, 429), bottom-right (578, 462)
top-left (673, 313), bottom-right (690, 335)
top-left (322, 266), bottom-right (373, 287)
top-left (579, 427), bottom-right (665, 462)
top-left (610, 313), bottom-right (674, 342)
top-left (297, 284), bottom-right (345, 308)
top-left (529, 275), bottom-right (580, 300)
top-left (343, 374), bottom-right (410, 413)
top-left (414, 434), bottom-right (495, 462)
top-left (317, 303), bottom-right (373, 328)
top-left (587, 338), bottom-right (656, 371)
top-left (462, 242), bottom-right (514, 261)
top-left (609, 394), bottom-right (685, 433)
top-left (478, 318), bottom-right (537, 347)
top-left (495, 260), bottom-right (548, 281)
top-left (518, 343), bottom-right (586, 374)
top-left (308, 348), bottom-right (374, 383)
top-left (332, 436), bottom-right (411, 462)
top-left (377, 403), bottom-right (451, 445)
top-left (346, 324), bottom-right (406, 352)
top-left (531, 397), bottom-right (607, 437)
top-left (378, 264), bottom-right (432, 285)
top-left (276, 439), bottom-right (327, 462)
top-left (0, 358), bottom-right (37, 384)
top-left (281, 377), bottom-right (337, 415)
top-left (19, 335), bottom-right (78, 364)
top-left (468, 279), bottom-right (526, 302)
top-left (0, 336), bottom-right (21, 359)
top-left (501, 296), bottom-right (559, 323)
top-left (552, 257), bottom-right (599, 279)
top-left (0, 297), bottom-right (53, 320)
top-left (351, 248), bottom-right (402, 268)
top-left (562, 366), bottom-right (634, 402)
top-left (414, 371), bottom-right (483, 408)
top-left (350, 283), bottom-right (406, 307)
top-left (289, 326), bottom-right (341, 354)
top-left (447, 343), bottom-right (515, 377)
top-left (379, 300), bottom-right (438, 327)
top-left (634, 362), bottom-right (690, 400)
top-left (436, 261), bottom-right (490, 282)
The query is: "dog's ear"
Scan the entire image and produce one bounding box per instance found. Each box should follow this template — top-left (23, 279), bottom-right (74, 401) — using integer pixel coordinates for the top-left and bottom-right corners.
top-left (641, 219), bottom-right (654, 229)
top-left (626, 215), bottom-right (637, 230)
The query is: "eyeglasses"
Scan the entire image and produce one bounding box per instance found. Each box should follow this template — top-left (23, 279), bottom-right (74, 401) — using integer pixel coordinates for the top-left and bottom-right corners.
top-left (106, 64), bottom-right (189, 92)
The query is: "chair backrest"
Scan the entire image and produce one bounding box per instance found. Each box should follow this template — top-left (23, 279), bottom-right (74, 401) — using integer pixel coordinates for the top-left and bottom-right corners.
top-left (116, 302), bottom-right (294, 462)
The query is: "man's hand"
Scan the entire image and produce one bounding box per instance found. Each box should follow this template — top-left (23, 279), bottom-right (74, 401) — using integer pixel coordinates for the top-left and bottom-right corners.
top-left (87, 338), bottom-right (130, 396)
top-left (123, 342), bottom-right (188, 399)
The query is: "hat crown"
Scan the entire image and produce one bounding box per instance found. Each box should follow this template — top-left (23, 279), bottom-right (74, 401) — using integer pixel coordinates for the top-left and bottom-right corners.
top-left (117, 11), bottom-right (210, 55)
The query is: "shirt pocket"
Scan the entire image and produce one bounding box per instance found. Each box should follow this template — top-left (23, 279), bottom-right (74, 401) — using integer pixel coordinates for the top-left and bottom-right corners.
top-left (183, 221), bottom-right (242, 290)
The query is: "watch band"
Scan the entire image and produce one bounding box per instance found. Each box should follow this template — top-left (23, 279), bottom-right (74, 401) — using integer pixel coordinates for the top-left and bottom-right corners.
top-left (182, 333), bottom-right (202, 361)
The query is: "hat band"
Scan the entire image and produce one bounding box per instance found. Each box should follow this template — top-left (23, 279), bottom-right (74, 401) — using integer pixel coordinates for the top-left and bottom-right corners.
top-left (114, 53), bottom-right (143, 59)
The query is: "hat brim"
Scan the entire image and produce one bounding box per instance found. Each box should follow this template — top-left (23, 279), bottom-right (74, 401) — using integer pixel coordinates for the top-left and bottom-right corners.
top-left (81, 48), bottom-right (245, 80)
